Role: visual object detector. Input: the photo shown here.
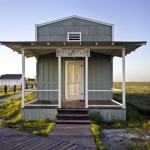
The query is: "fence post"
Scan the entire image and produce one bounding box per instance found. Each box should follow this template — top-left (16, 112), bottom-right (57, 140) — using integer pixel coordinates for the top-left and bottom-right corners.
top-left (4, 85), bottom-right (7, 94)
top-left (14, 85), bottom-right (16, 93)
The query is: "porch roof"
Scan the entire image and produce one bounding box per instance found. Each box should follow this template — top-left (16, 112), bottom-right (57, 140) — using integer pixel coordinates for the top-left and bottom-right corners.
top-left (0, 41), bottom-right (146, 58)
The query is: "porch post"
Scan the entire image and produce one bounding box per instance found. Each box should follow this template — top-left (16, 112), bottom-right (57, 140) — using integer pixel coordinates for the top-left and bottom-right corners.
top-left (21, 49), bottom-right (25, 108)
top-left (122, 48), bottom-right (126, 108)
top-left (58, 56), bottom-right (61, 108)
top-left (85, 57), bottom-right (88, 108)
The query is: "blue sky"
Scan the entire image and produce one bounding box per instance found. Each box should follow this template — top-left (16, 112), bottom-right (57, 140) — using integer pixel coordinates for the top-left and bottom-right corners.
top-left (0, 0), bottom-right (150, 81)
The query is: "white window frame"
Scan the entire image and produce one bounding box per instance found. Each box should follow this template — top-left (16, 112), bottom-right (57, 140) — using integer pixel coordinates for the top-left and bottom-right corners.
top-left (67, 32), bottom-right (82, 41)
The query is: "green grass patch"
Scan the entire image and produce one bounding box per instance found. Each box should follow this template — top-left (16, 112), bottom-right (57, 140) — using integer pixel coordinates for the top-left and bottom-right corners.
top-left (6, 119), bottom-right (55, 136)
top-left (91, 122), bottom-right (107, 150)
top-left (0, 92), bottom-right (55, 136)
top-left (0, 92), bottom-right (36, 120)
top-left (0, 85), bottom-right (21, 99)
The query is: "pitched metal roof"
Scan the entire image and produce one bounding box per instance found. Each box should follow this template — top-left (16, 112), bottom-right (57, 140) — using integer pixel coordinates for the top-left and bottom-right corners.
top-left (36, 15), bottom-right (114, 27)
top-left (0, 41), bottom-right (146, 58)
top-left (0, 74), bottom-right (22, 80)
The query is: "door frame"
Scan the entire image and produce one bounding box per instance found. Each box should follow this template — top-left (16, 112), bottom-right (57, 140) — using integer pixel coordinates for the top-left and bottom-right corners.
top-left (65, 61), bottom-right (84, 100)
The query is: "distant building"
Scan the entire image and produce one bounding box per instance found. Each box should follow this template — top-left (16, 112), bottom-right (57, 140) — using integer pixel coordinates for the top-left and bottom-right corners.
top-left (0, 74), bottom-right (22, 86)
top-left (27, 78), bottom-right (36, 84)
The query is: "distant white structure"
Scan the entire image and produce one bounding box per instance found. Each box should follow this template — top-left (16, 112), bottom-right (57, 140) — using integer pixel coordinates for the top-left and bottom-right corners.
top-left (0, 74), bottom-right (22, 86)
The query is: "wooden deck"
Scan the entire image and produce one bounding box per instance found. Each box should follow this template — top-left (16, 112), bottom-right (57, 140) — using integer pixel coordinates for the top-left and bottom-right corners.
top-left (26, 99), bottom-right (121, 109)
top-left (0, 126), bottom-right (97, 150)
top-left (48, 124), bottom-right (97, 149)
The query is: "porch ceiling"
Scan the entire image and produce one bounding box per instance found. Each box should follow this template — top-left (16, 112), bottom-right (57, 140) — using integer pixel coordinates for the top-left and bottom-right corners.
top-left (0, 41), bottom-right (146, 58)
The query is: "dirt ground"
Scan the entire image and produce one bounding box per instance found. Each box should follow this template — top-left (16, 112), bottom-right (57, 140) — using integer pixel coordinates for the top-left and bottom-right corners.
top-left (102, 129), bottom-right (150, 150)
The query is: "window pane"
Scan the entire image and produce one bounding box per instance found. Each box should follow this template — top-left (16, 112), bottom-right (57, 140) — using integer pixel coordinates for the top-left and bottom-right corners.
top-left (75, 65), bottom-right (81, 82)
top-left (69, 84), bottom-right (74, 95)
top-left (75, 84), bottom-right (80, 95)
top-left (68, 64), bottom-right (74, 82)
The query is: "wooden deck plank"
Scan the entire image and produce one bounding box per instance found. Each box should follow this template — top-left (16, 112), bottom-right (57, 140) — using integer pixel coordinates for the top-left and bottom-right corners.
top-left (0, 127), bottom-right (95, 150)
top-left (48, 124), bottom-right (97, 149)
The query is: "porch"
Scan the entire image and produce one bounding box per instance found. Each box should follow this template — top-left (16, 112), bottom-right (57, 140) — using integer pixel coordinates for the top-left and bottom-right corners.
top-left (24, 99), bottom-right (122, 109)
top-left (0, 41), bottom-right (146, 121)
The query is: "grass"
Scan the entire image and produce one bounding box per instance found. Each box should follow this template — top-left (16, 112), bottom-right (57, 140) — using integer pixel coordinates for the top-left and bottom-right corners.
top-left (0, 92), bottom-right (55, 136)
top-left (90, 82), bottom-right (150, 150)
top-left (0, 85), bottom-right (21, 99)
top-left (91, 122), bottom-right (108, 150)
top-left (113, 82), bottom-right (150, 120)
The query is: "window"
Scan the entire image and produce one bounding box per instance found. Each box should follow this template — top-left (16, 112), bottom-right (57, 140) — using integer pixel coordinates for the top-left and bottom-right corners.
top-left (67, 32), bottom-right (81, 41)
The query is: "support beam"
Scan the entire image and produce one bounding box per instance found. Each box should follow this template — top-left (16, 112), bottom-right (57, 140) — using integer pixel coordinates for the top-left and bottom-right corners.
top-left (85, 57), bottom-right (88, 108)
top-left (122, 48), bottom-right (126, 108)
top-left (58, 57), bottom-right (61, 108)
top-left (22, 49), bottom-right (25, 108)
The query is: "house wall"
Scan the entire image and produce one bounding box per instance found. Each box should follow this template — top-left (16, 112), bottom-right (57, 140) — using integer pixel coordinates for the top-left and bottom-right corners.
top-left (21, 108), bottom-right (126, 121)
top-left (0, 79), bottom-right (22, 86)
top-left (37, 17), bottom-right (112, 41)
top-left (37, 51), bottom-right (112, 101)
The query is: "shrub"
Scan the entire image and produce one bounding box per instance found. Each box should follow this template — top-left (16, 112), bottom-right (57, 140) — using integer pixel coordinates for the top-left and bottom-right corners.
top-left (143, 121), bottom-right (150, 130)
top-left (90, 110), bottom-right (104, 123)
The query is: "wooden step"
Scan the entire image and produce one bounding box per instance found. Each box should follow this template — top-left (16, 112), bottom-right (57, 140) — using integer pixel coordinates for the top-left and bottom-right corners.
top-left (57, 114), bottom-right (89, 120)
top-left (57, 109), bottom-right (89, 114)
top-left (56, 108), bottom-right (90, 124)
top-left (56, 119), bottom-right (90, 124)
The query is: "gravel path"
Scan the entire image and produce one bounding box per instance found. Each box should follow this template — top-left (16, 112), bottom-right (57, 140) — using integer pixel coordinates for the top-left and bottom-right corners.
top-left (0, 92), bottom-right (32, 103)
top-left (102, 128), bottom-right (150, 150)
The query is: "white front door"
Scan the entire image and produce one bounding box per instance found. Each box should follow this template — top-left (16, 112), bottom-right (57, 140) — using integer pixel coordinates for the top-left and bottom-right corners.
top-left (65, 61), bottom-right (84, 100)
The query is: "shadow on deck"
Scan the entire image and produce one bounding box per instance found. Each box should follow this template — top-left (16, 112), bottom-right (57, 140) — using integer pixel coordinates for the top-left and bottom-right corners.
top-left (25, 100), bottom-right (122, 109)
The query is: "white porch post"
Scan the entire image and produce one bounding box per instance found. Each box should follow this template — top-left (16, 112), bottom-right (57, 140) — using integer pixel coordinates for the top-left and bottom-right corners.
top-left (122, 48), bottom-right (126, 108)
top-left (21, 49), bottom-right (25, 108)
top-left (58, 56), bottom-right (61, 108)
top-left (85, 57), bottom-right (88, 108)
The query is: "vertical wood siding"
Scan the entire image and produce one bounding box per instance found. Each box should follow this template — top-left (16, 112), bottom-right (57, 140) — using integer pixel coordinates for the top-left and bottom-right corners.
top-left (21, 108), bottom-right (126, 121)
top-left (37, 18), bottom-right (112, 41)
top-left (88, 52), bottom-right (113, 100)
top-left (21, 108), bottom-right (57, 120)
top-left (89, 109), bottom-right (126, 122)
top-left (37, 52), bottom-right (112, 101)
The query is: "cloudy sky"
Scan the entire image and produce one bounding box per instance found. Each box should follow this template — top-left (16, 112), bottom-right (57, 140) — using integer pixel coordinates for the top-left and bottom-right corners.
top-left (0, 0), bottom-right (149, 81)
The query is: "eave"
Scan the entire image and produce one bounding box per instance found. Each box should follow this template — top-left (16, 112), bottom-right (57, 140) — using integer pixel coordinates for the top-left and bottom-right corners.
top-left (0, 41), bottom-right (146, 58)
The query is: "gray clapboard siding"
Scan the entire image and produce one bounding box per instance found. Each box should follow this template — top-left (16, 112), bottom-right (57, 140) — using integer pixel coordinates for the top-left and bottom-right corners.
top-left (37, 51), bottom-right (112, 101)
top-left (37, 17), bottom-right (112, 41)
top-left (89, 109), bottom-right (126, 122)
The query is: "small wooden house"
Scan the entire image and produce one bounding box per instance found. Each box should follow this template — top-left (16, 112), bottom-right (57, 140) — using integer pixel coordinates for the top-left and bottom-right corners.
top-left (0, 74), bottom-right (22, 86)
top-left (0, 16), bottom-right (146, 122)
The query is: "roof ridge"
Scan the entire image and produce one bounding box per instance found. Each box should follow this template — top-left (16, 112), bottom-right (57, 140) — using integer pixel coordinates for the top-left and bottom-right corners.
top-left (36, 15), bottom-right (114, 27)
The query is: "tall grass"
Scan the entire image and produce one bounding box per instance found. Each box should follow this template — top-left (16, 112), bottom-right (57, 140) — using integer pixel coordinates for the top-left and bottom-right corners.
top-left (113, 82), bottom-right (150, 120)
top-left (0, 92), bottom-right (36, 120)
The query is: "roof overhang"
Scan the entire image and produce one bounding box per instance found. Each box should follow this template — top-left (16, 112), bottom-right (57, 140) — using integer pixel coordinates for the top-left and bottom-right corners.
top-left (0, 41), bottom-right (146, 58)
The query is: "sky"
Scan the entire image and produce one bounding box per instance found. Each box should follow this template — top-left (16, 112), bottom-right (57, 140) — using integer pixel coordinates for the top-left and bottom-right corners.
top-left (0, 0), bottom-right (150, 81)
